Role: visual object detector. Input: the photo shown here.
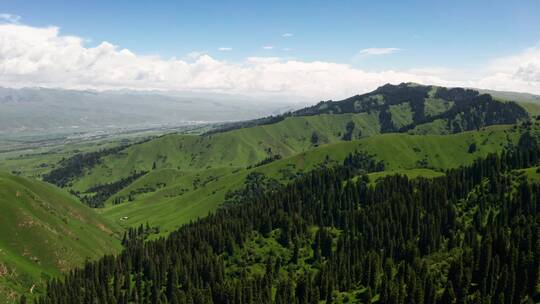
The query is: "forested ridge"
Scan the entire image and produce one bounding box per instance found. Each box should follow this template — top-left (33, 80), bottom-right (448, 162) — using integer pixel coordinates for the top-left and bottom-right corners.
top-left (208, 83), bottom-right (528, 135)
top-left (32, 141), bottom-right (540, 303)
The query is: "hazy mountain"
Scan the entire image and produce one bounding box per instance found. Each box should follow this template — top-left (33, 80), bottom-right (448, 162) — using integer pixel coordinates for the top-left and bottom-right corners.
top-left (478, 88), bottom-right (540, 104)
top-left (0, 87), bottom-right (301, 135)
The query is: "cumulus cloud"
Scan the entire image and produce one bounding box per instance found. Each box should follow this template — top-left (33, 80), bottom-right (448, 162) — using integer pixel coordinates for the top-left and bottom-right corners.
top-left (472, 45), bottom-right (540, 93)
top-left (282, 33), bottom-right (293, 38)
top-left (357, 47), bottom-right (401, 56)
top-left (218, 47), bottom-right (232, 51)
top-left (0, 22), bottom-right (540, 100)
top-left (0, 23), bottom-right (452, 99)
top-left (0, 13), bottom-right (21, 24)
top-left (262, 45), bottom-right (274, 50)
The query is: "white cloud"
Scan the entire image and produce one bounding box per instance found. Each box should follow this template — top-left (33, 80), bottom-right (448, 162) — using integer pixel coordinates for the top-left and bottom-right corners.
top-left (471, 45), bottom-right (540, 94)
top-left (1, 22), bottom-right (540, 100)
top-left (282, 33), bottom-right (293, 38)
top-left (218, 47), bottom-right (232, 52)
top-left (0, 13), bottom-right (21, 24)
top-left (262, 45), bottom-right (274, 50)
top-left (357, 48), bottom-right (401, 56)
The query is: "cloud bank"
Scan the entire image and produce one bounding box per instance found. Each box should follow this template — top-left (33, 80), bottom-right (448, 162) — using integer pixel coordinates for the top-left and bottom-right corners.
top-left (1, 22), bottom-right (540, 101)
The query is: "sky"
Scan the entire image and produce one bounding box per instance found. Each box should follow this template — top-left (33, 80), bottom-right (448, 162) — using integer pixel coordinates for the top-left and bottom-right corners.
top-left (1, 0), bottom-right (540, 101)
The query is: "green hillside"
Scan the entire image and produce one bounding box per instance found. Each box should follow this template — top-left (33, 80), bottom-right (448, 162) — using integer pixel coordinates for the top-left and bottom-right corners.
top-left (0, 173), bottom-right (121, 303)
top-left (61, 112), bottom-right (380, 193)
top-left (96, 124), bottom-right (530, 235)
top-left (43, 84), bottom-right (532, 196)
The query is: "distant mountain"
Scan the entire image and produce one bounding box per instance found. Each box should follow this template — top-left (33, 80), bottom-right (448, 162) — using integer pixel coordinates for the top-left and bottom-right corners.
top-left (478, 88), bottom-right (540, 104)
top-left (0, 87), bottom-right (298, 135)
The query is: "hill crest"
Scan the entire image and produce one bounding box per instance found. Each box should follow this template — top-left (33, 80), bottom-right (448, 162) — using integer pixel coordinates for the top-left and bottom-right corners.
top-left (209, 83), bottom-right (529, 134)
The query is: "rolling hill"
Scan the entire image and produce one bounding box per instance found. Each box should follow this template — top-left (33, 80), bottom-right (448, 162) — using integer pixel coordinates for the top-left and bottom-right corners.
top-left (0, 173), bottom-right (122, 303)
top-left (44, 84), bottom-right (531, 190)
top-left (34, 83), bottom-right (540, 237)
top-left (59, 123), bottom-right (534, 235)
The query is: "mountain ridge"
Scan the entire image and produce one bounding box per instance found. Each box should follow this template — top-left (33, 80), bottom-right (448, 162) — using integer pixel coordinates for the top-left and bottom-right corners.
top-left (208, 83), bottom-right (530, 134)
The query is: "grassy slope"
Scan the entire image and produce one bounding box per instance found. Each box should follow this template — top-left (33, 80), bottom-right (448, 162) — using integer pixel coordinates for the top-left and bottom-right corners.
top-left (72, 100), bottom-right (531, 194)
top-left (70, 112), bottom-right (382, 192)
top-left (0, 173), bottom-right (121, 303)
top-left (100, 124), bottom-right (523, 235)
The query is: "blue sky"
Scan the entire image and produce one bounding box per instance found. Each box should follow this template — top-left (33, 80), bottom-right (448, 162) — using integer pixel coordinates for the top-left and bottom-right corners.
top-left (4, 0), bottom-right (539, 69)
top-left (1, 1), bottom-right (540, 98)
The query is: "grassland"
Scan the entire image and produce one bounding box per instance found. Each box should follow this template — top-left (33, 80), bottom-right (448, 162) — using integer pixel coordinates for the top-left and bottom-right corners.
top-left (67, 112), bottom-right (383, 192)
top-left (0, 173), bottom-right (122, 303)
top-left (96, 123), bottom-right (527, 236)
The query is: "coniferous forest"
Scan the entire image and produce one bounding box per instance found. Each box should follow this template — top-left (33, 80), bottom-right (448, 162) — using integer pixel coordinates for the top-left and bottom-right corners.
top-left (31, 143), bottom-right (540, 304)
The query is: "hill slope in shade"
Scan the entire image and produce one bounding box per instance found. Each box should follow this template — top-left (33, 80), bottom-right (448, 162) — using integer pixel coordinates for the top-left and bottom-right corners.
top-left (0, 173), bottom-right (122, 303)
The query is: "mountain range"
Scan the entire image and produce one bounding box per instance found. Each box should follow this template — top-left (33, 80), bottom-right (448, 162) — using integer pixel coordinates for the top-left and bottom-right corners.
top-left (0, 87), bottom-right (299, 136)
